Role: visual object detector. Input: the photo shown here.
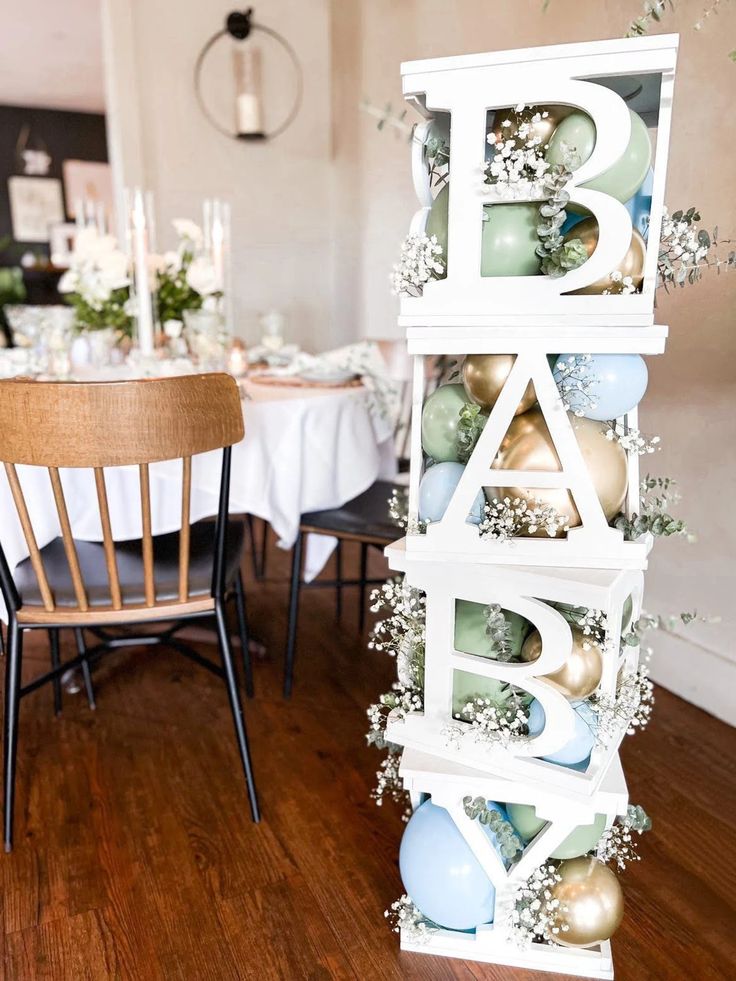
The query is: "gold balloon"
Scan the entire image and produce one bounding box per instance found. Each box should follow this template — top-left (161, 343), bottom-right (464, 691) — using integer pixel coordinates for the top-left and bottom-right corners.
top-left (489, 409), bottom-right (628, 537)
top-left (549, 857), bottom-right (624, 948)
top-left (462, 354), bottom-right (536, 415)
top-left (564, 217), bottom-right (646, 295)
top-left (521, 627), bottom-right (602, 700)
top-left (490, 104), bottom-right (572, 149)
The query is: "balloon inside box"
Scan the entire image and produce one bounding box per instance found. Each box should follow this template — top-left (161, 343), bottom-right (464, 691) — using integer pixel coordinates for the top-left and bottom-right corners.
top-left (400, 35), bottom-right (677, 329)
top-left (409, 344), bottom-right (659, 570)
top-left (383, 547), bottom-right (644, 797)
top-left (395, 748), bottom-right (629, 976)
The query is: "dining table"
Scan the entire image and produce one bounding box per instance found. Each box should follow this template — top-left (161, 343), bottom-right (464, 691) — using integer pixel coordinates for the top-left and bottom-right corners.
top-left (0, 365), bottom-right (397, 621)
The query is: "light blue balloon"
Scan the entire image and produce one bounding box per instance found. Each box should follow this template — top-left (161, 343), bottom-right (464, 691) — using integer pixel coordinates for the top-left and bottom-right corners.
top-left (400, 798), bottom-right (511, 930)
top-left (554, 352), bottom-right (648, 422)
top-left (527, 698), bottom-right (597, 766)
top-left (419, 462), bottom-right (485, 525)
top-left (625, 166), bottom-right (653, 239)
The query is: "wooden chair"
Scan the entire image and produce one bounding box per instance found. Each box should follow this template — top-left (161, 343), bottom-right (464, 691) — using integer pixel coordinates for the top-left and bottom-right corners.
top-left (0, 374), bottom-right (259, 851)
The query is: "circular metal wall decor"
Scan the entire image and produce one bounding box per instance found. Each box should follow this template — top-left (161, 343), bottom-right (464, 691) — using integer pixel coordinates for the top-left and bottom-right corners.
top-left (194, 8), bottom-right (303, 142)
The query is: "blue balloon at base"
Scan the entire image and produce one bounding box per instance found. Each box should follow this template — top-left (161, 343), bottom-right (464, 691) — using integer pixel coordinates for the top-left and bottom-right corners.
top-left (527, 698), bottom-right (597, 766)
top-left (554, 352), bottom-right (648, 422)
top-left (400, 799), bottom-right (509, 930)
top-left (419, 462), bottom-right (485, 525)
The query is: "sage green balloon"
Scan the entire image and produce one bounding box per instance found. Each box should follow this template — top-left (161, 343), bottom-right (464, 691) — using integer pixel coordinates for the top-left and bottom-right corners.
top-left (421, 383), bottom-right (481, 462)
top-left (427, 188), bottom-right (541, 277)
top-left (506, 802), bottom-right (607, 860)
top-left (454, 600), bottom-right (531, 660)
top-left (452, 671), bottom-right (511, 718)
top-left (546, 111), bottom-right (597, 170)
top-left (546, 108), bottom-right (651, 208)
top-left (481, 204), bottom-right (541, 277)
top-left (426, 184), bottom-right (449, 259)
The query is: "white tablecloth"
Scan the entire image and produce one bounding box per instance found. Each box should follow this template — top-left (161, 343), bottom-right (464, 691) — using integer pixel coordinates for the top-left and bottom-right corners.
top-left (0, 378), bottom-right (395, 620)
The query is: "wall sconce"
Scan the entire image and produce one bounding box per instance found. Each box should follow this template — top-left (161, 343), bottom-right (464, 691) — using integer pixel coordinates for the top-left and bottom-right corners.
top-left (194, 8), bottom-right (303, 142)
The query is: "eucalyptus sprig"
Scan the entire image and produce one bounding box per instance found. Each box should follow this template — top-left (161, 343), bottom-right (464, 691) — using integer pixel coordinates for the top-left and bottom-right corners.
top-left (456, 402), bottom-right (487, 463)
top-left (613, 475), bottom-right (688, 541)
top-left (536, 156), bottom-right (588, 278)
top-left (484, 604), bottom-right (515, 661)
top-left (463, 797), bottom-right (524, 859)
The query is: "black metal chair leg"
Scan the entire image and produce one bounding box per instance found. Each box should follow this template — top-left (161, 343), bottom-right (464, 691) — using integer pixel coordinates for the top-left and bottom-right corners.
top-left (48, 629), bottom-right (62, 716)
top-left (259, 519), bottom-right (268, 579)
top-left (358, 542), bottom-right (369, 634)
top-left (246, 514), bottom-right (261, 580)
top-left (214, 598), bottom-right (260, 822)
top-left (4, 619), bottom-right (23, 852)
top-left (335, 539), bottom-right (343, 623)
top-left (74, 628), bottom-right (97, 710)
top-left (233, 570), bottom-right (254, 698)
top-left (284, 531), bottom-right (304, 698)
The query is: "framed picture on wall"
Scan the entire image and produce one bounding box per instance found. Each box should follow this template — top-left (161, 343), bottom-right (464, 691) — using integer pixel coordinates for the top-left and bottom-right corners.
top-left (62, 159), bottom-right (113, 221)
top-left (49, 221), bottom-right (79, 267)
top-left (7, 175), bottom-right (65, 242)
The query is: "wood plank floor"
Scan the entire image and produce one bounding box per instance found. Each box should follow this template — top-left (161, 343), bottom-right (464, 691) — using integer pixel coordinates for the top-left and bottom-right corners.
top-left (1, 540), bottom-right (735, 980)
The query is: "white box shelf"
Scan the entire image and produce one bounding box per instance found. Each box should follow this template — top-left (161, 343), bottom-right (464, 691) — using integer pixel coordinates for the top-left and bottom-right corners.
top-left (400, 34), bottom-right (678, 330)
top-left (398, 748), bottom-right (628, 979)
top-left (385, 542), bottom-right (643, 799)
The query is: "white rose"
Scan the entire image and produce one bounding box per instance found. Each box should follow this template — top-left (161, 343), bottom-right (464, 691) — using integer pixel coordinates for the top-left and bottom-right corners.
top-left (173, 218), bottom-right (203, 247)
top-left (186, 256), bottom-right (221, 296)
top-left (96, 250), bottom-right (130, 293)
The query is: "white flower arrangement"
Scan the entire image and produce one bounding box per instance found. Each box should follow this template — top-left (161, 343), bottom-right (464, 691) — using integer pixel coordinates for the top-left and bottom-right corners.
top-left (58, 227), bottom-right (132, 334)
top-left (507, 863), bottom-right (569, 948)
top-left (602, 269), bottom-right (639, 295)
top-left (444, 687), bottom-right (530, 750)
top-left (368, 577), bottom-right (426, 689)
top-left (604, 423), bottom-right (661, 456)
top-left (371, 750), bottom-right (412, 820)
top-left (657, 206), bottom-right (735, 288)
top-left (596, 804), bottom-right (652, 871)
top-left (554, 354), bottom-right (598, 416)
top-left (479, 497), bottom-right (570, 541)
top-left (590, 662), bottom-right (654, 747)
top-left (390, 233), bottom-right (445, 296)
top-left (385, 895), bottom-right (437, 942)
top-left (484, 107), bottom-right (551, 199)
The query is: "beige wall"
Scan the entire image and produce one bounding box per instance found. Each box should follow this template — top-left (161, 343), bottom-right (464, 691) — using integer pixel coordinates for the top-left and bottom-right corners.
top-left (106, 0), bottom-right (736, 721)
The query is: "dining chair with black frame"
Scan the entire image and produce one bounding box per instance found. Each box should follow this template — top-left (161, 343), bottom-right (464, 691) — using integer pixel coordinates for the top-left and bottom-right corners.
top-left (0, 373), bottom-right (259, 852)
top-left (282, 348), bottom-right (448, 698)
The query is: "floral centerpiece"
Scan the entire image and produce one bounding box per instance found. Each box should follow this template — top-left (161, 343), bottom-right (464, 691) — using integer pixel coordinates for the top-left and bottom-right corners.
top-left (58, 228), bottom-right (132, 336)
top-left (155, 219), bottom-right (222, 338)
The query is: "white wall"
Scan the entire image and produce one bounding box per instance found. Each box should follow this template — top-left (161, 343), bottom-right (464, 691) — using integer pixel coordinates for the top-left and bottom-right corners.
top-left (104, 0), bottom-right (350, 352)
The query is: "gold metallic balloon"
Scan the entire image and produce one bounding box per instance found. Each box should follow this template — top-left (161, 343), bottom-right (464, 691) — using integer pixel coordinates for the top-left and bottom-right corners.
top-left (549, 857), bottom-right (624, 948)
top-left (488, 409), bottom-right (628, 536)
top-left (490, 104), bottom-right (572, 149)
top-left (462, 354), bottom-right (536, 415)
top-left (564, 217), bottom-right (646, 295)
top-left (521, 626), bottom-right (602, 700)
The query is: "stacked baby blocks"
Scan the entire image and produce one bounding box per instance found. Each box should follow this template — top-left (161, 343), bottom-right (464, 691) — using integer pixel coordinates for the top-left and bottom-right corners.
top-left (375, 34), bottom-right (677, 979)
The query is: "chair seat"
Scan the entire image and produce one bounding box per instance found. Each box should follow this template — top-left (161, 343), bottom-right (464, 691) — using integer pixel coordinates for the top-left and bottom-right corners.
top-left (301, 479), bottom-right (400, 542)
top-left (14, 520), bottom-right (245, 609)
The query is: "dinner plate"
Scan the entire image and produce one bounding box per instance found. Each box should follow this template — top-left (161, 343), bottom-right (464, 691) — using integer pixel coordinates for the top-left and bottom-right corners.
top-left (298, 368), bottom-right (358, 385)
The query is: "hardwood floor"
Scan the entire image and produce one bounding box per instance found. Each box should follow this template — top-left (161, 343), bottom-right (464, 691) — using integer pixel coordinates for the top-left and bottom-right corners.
top-left (1, 541), bottom-right (735, 980)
